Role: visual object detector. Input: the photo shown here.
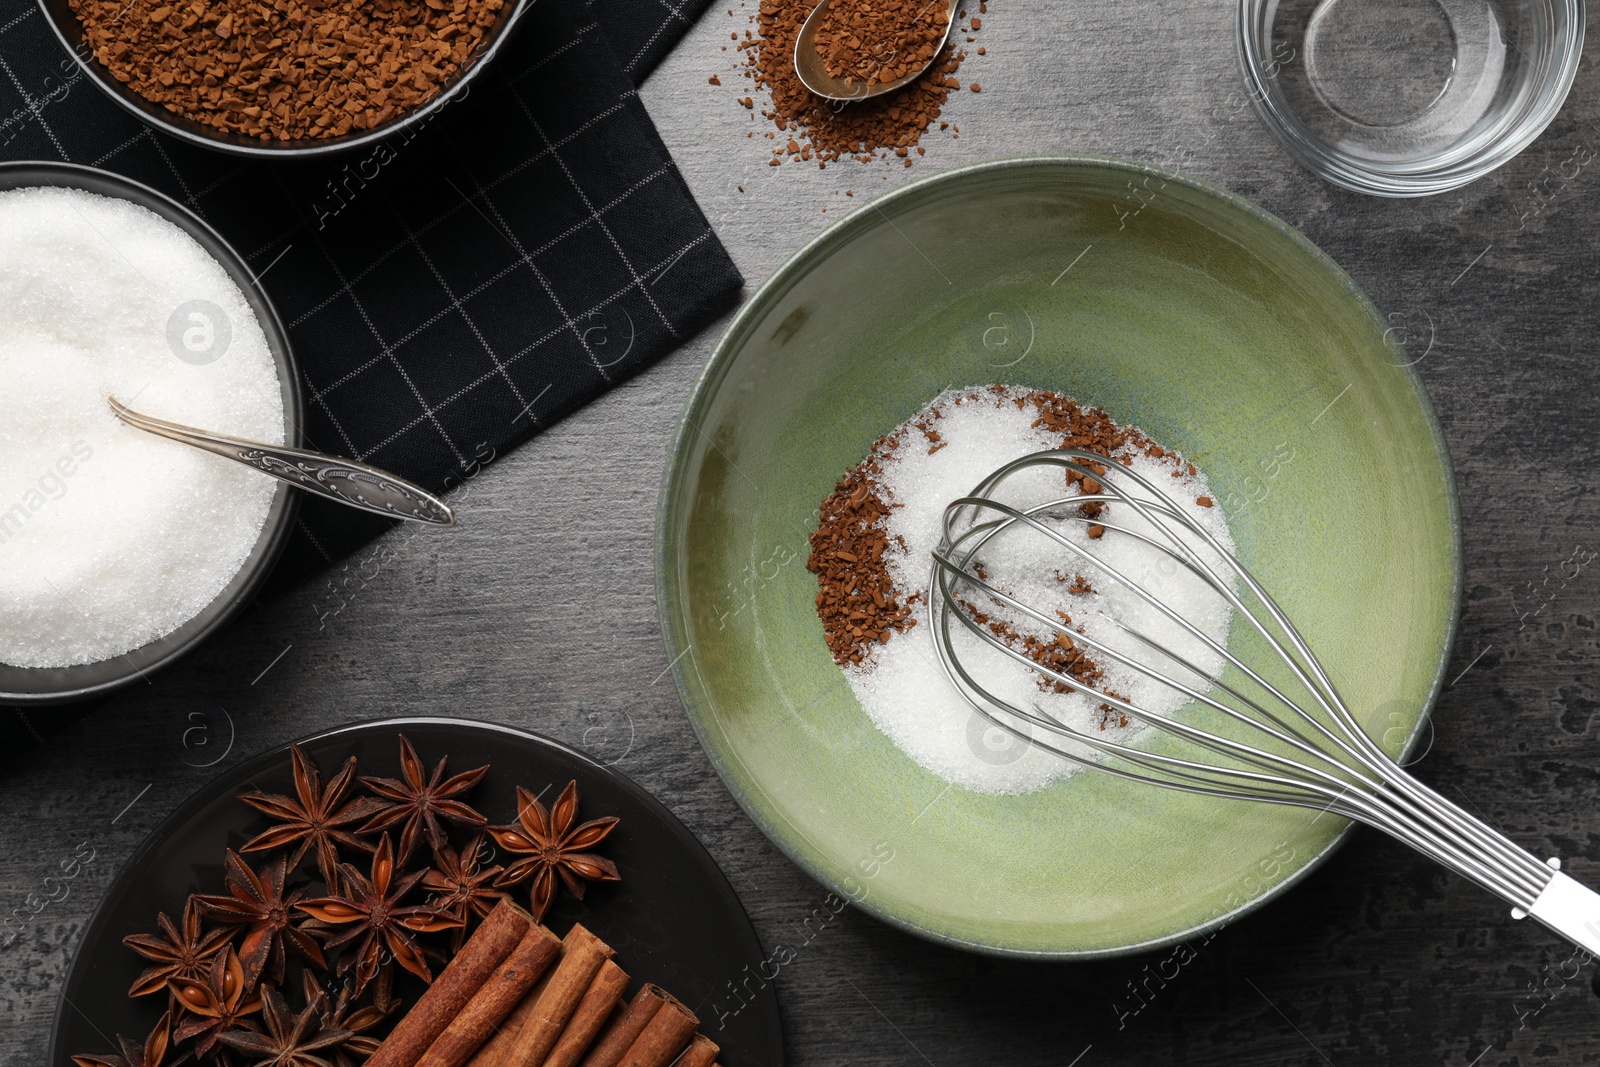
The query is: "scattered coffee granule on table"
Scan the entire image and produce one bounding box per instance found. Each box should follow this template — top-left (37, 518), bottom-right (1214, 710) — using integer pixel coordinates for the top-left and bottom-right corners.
top-left (813, 0), bottom-right (951, 87)
top-left (732, 0), bottom-right (985, 166)
top-left (808, 384), bottom-right (1236, 795)
top-left (69, 0), bottom-right (506, 141)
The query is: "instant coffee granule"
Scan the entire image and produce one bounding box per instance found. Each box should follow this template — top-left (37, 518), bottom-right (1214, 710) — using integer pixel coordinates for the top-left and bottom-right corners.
top-left (808, 438), bottom-right (920, 667)
top-left (69, 0), bottom-right (505, 141)
top-left (807, 384), bottom-right (1237, 796)
top-left (813, 0), bottom-right (951, 87)
top-left (957, 595), bottom-right (1128, 723)
top-left (808, 384), bottom-right (1215, 678)
top-left (730, 0), bottom-right (987, 167)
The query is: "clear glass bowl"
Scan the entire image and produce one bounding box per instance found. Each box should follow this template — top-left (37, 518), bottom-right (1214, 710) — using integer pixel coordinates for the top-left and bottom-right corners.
top-left (1238, 0), bottom-right (1585, 196)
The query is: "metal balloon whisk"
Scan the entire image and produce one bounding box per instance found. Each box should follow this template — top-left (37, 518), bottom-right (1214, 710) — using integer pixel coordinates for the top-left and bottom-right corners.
top-left (928, 448), bottom-right (1600, 954)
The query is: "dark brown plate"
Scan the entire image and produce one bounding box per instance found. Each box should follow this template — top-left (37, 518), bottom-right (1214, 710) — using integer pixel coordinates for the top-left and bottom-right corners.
top-left (47, 716), bottom-right (784, 1065)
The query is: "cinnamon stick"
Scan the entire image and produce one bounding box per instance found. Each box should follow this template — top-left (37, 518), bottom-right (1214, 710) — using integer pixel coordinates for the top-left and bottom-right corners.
top-left (466, 943), bottom-right (570, 1067)
top-left (576, 986), bottom-right (670, 1067)
top-left (674, 1035), bottom-right (719, 1067)
top-left (415, 922), bottom-right (562, 1067)
top-left (492, 924), bottom-right (614, 1067)
top-left (368, 900), bottom-right (533, 1067)
top-left (463, 983), bottom-right (532, 1067)
top-left (615, 990), bottom-right (696, 1067)
top-left (543, 960), bottom-right (630, 1067)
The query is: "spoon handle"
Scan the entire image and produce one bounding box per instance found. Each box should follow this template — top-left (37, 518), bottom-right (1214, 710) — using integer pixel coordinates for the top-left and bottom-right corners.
top-left (109, 397), bottom-right (455, 526)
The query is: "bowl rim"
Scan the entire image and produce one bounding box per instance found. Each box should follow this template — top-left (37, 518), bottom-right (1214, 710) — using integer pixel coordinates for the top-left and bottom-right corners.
top-left (0, 159), bottom-right (304, 704)
top-left (33, 0), bottom-right (534, 159)
top-left (1235, 0), bottom-right (1586, 197)
top-left (654, 153), bottom-right (1464, 959)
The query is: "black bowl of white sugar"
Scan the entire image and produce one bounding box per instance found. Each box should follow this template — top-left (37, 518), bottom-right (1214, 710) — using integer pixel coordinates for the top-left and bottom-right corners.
top-left (0, 162), bottom-right (303, 704)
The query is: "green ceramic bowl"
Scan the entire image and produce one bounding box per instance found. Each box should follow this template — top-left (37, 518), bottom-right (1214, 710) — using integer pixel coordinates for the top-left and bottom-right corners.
top-left (655, 156), bottom-right (1461, 958)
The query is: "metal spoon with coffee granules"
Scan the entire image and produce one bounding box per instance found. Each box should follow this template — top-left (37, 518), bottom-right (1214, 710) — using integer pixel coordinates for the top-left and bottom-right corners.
top-left (793, 0), bottom-right (961, 100)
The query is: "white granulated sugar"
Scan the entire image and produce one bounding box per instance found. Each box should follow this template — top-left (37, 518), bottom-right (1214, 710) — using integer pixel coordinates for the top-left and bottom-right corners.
top-left (0, 187), bottom-right (284, 668)
top-left (842, 387), bottom-right (1236, 795)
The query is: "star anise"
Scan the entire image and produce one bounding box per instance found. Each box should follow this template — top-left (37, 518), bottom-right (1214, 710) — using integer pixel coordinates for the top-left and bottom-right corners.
top-left (301, 970), bottom-right (394, 1067)
top-left (357, 735), bottom-right (488, 863)
top-left (239, 745), bottom-right (388, 885)
top-left (296, 834), bottom-right (461, 994)
top-left (123, 897), bottom-right (235, 998)
top-left (488, 781), bottom-right (620, 922)
top-left (194, 850), bottom-right (326, 985)
top-left (217, 986), bottom-right (349, 1067)
top-left (421, 834), bottom-right (507, 936)
top-left (169, 947), bottom-right (265, 1056)
top-left (72, 1009), bottom-right (175, 1067)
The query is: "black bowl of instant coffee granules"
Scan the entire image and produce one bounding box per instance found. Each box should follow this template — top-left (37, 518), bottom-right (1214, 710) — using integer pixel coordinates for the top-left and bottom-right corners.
top-left (36, 0), bottom-right (532, 157)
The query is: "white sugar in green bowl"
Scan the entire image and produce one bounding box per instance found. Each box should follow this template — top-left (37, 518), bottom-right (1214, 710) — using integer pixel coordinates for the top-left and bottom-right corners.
top-left (0, 163), bottom-right (302, 703)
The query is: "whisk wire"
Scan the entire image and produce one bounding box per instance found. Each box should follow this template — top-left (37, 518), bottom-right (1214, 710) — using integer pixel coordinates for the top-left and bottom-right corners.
top-left (931, 532), bottom-right (1544, 905)
top-left (931, 542), bottom-right (1373, 795)
top-left (929, 448), bottom-right (1559, 913)
top-left (937, 490), bottom-right (1394, 787)
top-left (961, 454), bottom-right (1540, 861)
top-left (933, 585), bottom-right (1544, 904)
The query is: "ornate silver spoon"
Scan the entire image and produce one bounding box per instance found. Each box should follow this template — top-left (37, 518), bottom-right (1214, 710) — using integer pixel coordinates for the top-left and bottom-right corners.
top-left (109, 396), bottom-right (455, 526)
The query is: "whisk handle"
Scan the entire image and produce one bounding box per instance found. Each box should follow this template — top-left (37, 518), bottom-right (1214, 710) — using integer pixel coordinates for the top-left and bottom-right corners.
top-left (1526, 869), bottom-right (1600, 956)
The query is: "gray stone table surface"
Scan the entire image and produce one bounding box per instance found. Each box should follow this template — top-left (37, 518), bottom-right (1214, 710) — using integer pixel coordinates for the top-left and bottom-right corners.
top-left (6, 3), bottom-right (1600, 1065)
